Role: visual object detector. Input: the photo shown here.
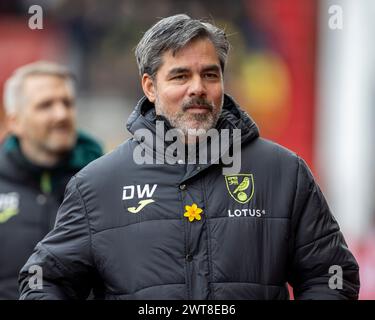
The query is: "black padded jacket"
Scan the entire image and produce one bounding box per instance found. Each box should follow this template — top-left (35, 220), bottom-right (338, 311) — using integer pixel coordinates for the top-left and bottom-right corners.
top-left (18, 95), bottom-right (359, 300)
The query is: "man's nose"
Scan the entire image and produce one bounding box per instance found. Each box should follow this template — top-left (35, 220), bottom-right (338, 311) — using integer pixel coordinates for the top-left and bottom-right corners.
top-left (188, 76), bottom-right (207, 97)
top-left (52, 101), bottom-right (72, 120)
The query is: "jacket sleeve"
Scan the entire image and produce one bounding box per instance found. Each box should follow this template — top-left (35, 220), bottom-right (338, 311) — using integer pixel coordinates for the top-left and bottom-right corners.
top-left (18, 176), bottom-right (95, 300)
top-left (287, 157), bottom-right (360, 300)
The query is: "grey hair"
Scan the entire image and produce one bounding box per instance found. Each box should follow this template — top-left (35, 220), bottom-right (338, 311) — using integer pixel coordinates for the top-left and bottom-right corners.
top-left (3, 61), bottom-right (75, 115)
top-left (135, 14), bottom-right (230, 78)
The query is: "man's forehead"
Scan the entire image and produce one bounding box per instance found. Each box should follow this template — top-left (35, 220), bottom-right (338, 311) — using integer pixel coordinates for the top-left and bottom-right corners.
top-left (22, 75), bottom-right (73, 95)
top-left (157, 39), bottom-right (220, 68)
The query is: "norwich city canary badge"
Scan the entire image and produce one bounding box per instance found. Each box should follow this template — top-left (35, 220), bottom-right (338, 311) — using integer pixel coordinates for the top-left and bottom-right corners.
top-left (225, 174), bottom-right (254, 204)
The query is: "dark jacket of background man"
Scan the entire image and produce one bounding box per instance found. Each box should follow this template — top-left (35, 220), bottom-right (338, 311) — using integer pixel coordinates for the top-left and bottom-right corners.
top-left (0, 132), bottom-right (103, 299)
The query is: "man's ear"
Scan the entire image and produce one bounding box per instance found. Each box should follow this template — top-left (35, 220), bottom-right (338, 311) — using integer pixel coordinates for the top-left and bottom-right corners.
top-left (6, 113), bottom-right (22, 137)
top-left (141, 74), bottom-right (156, 103)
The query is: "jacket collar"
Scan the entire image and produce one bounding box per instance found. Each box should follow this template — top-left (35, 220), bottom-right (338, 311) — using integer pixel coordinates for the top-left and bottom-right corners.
top-left (127, 94), bottom-right (259, 146)
top-left (128, 94), bottom-right (259, 136)
top-left (126, 94), bottom-right (260, 175)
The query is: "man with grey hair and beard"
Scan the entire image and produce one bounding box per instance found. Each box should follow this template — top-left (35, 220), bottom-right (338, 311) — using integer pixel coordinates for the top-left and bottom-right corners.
top-left (19, 14), bottom-right (359, 300)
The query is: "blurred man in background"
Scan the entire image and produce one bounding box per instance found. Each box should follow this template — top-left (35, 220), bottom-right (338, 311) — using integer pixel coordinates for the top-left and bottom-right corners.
top-left (0, 61), bottom-right (103, 299)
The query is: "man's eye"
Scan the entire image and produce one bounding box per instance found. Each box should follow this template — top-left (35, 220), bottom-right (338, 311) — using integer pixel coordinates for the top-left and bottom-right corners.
top-left (37, 101), bottom-right (52, 109)
top-left (204, 73), bottom-right (219, 79)
top-left (62, 98), bottom-right (74, 108)
top-left (172, 74), bottom-right (187, 80)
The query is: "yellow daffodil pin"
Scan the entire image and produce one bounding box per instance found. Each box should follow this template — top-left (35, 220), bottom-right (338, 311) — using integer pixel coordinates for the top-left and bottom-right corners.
top-left (184, 203), bottom-right (203, 222)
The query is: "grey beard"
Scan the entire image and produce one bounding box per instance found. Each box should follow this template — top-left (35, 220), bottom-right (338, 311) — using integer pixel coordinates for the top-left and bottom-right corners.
top-left (156, 104), bottom-right (221, 137)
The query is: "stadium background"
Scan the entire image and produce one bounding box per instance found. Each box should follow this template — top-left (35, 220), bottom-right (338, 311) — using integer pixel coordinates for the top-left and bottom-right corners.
top-left (0, 0), bottom-right (374, 299)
